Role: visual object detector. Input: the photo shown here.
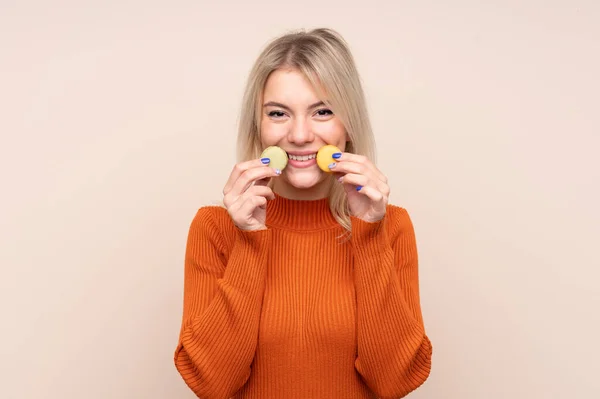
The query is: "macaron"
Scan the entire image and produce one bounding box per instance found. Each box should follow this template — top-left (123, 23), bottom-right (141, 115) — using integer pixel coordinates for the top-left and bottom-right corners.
top-left (260, 146), bottom-right (288, 171)
top-left (316, 144), bottom-right (341, 172)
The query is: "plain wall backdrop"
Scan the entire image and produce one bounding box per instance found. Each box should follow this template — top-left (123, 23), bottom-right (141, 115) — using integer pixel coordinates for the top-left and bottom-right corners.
top-left (1, 1), bottom-right (598, 398)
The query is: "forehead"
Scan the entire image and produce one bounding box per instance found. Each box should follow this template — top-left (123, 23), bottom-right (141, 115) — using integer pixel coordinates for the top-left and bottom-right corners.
top-left (263, 68), bottom-right (324, 103)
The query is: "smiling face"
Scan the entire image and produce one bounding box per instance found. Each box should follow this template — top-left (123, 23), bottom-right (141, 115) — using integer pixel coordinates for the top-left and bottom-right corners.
top-left (260, 68), bottom-right (348, 200)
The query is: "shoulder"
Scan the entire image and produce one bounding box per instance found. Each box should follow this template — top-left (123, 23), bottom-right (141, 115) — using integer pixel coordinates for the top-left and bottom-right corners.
top-left (385, 203), bottom-right (413, 225)
top-left (384, 203), bottom-right (416, 239)
top-left (187, 205), bottom-right (238, 245)
top-left (190, 205), bottom-right (231, 228)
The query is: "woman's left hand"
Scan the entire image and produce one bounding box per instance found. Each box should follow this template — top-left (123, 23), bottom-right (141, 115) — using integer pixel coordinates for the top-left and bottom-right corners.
top-left (330, 153), bottom-right (390, 223)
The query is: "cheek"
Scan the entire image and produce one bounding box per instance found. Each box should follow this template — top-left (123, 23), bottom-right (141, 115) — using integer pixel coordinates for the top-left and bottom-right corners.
top-left (313, 119), bottom-right (347, 144)
top-left (260, 119), bottom-right (288, 145)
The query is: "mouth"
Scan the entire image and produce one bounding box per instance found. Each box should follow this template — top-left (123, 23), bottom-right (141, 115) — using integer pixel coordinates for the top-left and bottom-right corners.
top-left (287, 153), bottom-right (317, 162)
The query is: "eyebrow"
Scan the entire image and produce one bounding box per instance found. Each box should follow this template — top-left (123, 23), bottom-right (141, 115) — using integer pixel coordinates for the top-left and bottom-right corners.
top-left (263, 101), bottom-right (326, 111)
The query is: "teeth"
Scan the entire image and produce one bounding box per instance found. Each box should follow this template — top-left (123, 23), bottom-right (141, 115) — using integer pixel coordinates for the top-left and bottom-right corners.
top-left (289, 153), bottom-right (316, 161)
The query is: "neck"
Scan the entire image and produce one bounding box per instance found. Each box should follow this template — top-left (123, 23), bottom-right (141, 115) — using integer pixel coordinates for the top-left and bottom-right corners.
top-left (272, 176), bottom-right (334, 201)
top-left (266, 192), bottom-right (339, 230)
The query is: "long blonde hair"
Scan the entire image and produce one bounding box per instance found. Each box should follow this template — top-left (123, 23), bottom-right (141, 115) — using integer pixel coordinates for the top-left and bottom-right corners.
top-left (237, 28), bottom-right (376, 233)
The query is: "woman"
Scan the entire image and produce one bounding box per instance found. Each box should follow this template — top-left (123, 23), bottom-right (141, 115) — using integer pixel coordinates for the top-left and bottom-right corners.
top-left (174, 28), bottom-right (432, 399)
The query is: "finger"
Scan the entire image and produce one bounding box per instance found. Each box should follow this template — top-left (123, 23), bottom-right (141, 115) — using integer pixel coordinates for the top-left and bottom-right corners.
top-left (224, 170), bottom-right (275, 207)
top-left (240, 185), bottom-right (275, 202)
top-left (331, 159), bottom-right (390, 195)
top-left (328, 160), bottom-right (378, 183)
top-left (338, 173), bottom-right (369, 190)
top-left (238, 195), bottom-right (268, 219)
top-left (227, 185), bottom-right (268, 214)
top-left (339, 173), bottom-right (387, 203)
top-left (335, 153), bottom-right (387, 183)
top-left (224, 169), bottom-right (278, 208)
top-left (223, 158), bottom-right (272, 195)
top-left (229, 165), bottom-right (280, 198)
top-left (254, 176), bottom-right (271, 187)
top-left (354, 185), bottom-right (387, 210)
top-left (380, 183), bottom-right (391, 198)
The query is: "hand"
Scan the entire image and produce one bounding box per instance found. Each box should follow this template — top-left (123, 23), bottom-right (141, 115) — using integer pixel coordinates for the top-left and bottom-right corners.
top-left (223, 159), bottom-right (280, 231)
top-left (330, 153), bottom-right (390, 222)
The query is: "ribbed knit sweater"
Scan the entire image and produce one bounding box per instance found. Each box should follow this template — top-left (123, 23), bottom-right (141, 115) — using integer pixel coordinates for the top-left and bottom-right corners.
top-left (174, 193), bottom-right (432, 399)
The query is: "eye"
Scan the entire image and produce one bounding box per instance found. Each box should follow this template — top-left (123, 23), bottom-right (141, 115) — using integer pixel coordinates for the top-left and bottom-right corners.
top-left (315, 108), bottom-right (333, 118)
top-left (268, 111), bottom-right (286, 118)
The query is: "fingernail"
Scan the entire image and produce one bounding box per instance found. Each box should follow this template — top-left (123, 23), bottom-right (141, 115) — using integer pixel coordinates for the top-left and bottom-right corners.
top-left (261, 157), bottom-right (270, 164)
top-left (332, 153), bottom-right (342, 159)
top-left (337, 176), bottom-right (343, 182)
top-left (328, 162), bottom-right (336, 169)
top-left (275, 169), bottom-right (281, 175)
top-left (356, 185), bottom-right (363, 191)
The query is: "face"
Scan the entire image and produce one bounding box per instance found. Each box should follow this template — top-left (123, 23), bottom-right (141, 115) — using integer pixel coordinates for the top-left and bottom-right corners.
top-left (260, 68), bottom-right (348, 200)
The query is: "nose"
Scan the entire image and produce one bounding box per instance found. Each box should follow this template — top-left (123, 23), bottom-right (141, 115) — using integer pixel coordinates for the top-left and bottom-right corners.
top-left (287, 118), bottom-right (314, 145)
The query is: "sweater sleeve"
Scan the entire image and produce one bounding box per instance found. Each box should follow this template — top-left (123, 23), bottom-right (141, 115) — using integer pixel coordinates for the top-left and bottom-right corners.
top-left (350, 207), bottom-right (432, 399)
top-left (174, 207), bottom-right (271, 399)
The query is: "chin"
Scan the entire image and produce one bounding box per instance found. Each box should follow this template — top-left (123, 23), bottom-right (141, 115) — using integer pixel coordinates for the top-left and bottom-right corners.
top-left (284, 169), bottom-right (326, 189)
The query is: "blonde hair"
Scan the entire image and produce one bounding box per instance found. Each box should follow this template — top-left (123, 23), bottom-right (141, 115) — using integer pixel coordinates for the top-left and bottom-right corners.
top-left (236, 28), bottom-right (376, 233)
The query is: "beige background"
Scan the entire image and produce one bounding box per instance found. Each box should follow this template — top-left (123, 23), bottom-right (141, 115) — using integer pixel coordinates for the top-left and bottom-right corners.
top-left (1, 1), bottom-right (599, 398)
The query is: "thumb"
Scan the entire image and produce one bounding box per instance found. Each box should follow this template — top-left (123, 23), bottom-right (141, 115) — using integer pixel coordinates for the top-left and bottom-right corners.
top-left (335, 173), bottom-right (355, 196)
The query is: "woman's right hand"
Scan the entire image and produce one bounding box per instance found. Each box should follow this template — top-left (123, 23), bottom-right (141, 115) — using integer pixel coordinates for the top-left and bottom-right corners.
top-left (222, 159), bottom-right (280, 231)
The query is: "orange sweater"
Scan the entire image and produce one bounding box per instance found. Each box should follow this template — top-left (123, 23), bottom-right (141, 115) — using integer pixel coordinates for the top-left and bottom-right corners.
top-left (174, 194), bottom-right (432, 398)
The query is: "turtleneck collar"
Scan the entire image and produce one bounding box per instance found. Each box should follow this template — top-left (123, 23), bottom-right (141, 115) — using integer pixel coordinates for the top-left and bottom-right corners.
top-left (266, 193), bottom-right (340, 231)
